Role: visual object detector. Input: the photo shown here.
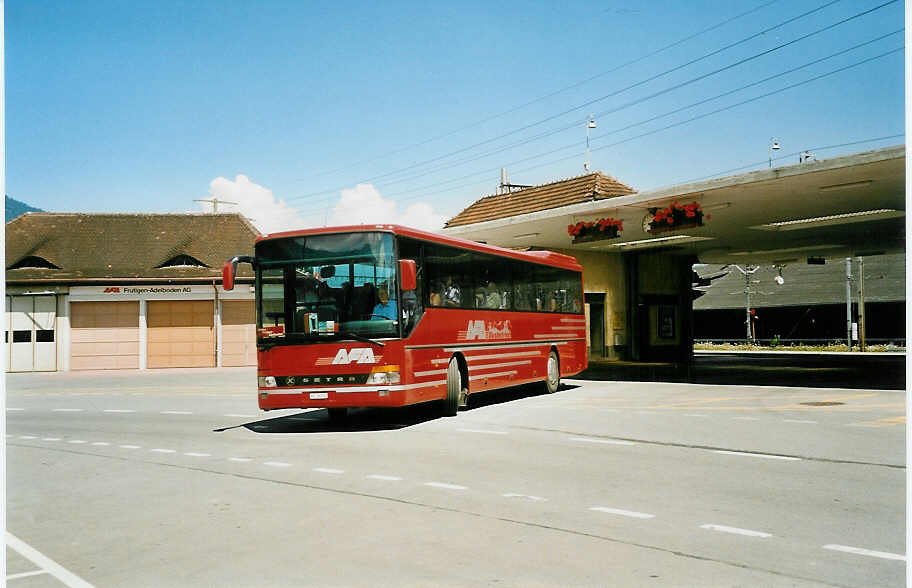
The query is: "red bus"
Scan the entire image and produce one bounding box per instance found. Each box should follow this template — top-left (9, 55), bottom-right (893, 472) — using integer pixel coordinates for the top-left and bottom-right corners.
top-left (223, 224), bottom-right (587, 418)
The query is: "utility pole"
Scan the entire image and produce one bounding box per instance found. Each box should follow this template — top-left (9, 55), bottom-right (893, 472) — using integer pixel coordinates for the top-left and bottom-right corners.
top-left (857, 257), bottom-right (866, 352)
top-left (730, 265), bottom-right (760, 342)
top-left (845, 258), bottom-right (853, 351)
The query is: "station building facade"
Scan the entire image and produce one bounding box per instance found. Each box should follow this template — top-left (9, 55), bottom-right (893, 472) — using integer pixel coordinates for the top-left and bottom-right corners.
top-left (5, 213), bottom-right (258, 372)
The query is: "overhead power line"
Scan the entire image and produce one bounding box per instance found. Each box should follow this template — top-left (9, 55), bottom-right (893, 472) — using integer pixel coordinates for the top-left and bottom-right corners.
top-left (296, 0), bottom-right (785, 182)
top-left (288, 0), bottom-right (848, 203)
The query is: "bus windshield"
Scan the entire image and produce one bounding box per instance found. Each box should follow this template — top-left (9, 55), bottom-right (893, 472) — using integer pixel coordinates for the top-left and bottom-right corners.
top-left (255, 232), bottom-right (399, 343)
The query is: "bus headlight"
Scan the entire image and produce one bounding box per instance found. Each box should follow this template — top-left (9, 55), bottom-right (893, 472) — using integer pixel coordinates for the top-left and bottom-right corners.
top-left (366, 366), bottom-right (400, 385)
top-left (258, 376), bottom-right (277, 388)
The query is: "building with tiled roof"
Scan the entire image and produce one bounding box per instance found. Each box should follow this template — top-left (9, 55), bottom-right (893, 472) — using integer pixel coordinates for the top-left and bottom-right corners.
top-left (6, 213), bottom-right (259, 372)
top-left (445, 172), bottom-right (636, 228)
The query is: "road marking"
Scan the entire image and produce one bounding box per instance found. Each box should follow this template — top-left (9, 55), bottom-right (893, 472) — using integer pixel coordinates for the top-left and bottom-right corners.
top-left (41, 438), bottom-right (61, 442)
top-left (570, 437), bottom-right (636, 446)
top-left (7, 408), bottom-right (25, 411)
top-left (733, 417), bottom-right (760, 421)
top-left (457, 428), bottom-right (508, 435)
top-left (183, 452), bottom-right (211, 457)
top-left (823, 544), bottom-right (906, 561)
top-left (714, 450), bottom-right (800, 461)
top-left (119, 445), bottom-right (141, 449)
top-left (90, 442), bottom-right (110, 446)
top-left (67, 440), bottom-right (87, 444)
top-left (6, 532), bottom-right (95, 588)
top-left (228, 457), bottom-right (252, 462)
top-left (103, 409), bottom-right (135, 413)
top-left (264, 461), bottom-right (291, 468)
top-left (161, 411), bottom-right (193, 415)
top-left (367, 474), bottom-right (403, 481)
top-left (503, 493), bottom-right (547, 501)
top-left (52, 408), bottom-right (83, 412)
top-left (590, 507), bottom-right (655, 519)
top-left (700, 524), bottom-right (772, 538)
top-left (424, 482), bottom-right (467, 490)
top-left (7, 569), bottom-right (50, 580)
top-left (19, 436), bottom-right (37, 440)
top-left (783, 419), bottom-right (818, 424)
top-left (150, 448), bottom-right (176, 454)
top-left (684, 414), bottom-right (709, 418)
top-left (314, 467), bottom-right (344, 474)
top-left (224, 413), bottom-right (256, 418)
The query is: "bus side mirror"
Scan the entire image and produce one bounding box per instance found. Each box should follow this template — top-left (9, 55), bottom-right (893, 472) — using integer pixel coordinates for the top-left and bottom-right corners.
top-left (222, 262), bottom-right (235, 291)
top-left (400, 259), bottom-right (417, 292)
top-left (223, 256), bottom-right (255, 292)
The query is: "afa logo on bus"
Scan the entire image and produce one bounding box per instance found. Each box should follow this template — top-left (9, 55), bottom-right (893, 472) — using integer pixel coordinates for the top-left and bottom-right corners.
top-left (331, 348), bottom-right (377, 365)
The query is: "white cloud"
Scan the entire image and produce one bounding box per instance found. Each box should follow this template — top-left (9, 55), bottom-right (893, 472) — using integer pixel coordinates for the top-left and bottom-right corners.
top-left (204, 176), bottom-right (449, 235)
top-left (205, 174), bottom-right (307, 235)
top-left (329, 183), bottom-right (449, 232)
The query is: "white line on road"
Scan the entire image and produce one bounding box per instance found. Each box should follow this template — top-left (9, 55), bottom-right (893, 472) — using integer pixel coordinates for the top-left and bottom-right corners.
top-left (184, 452), bottom-right (211, 457)
top-left (6, 532), bottom-right (95, 588)
top-left (67, 440), bottom-right (87, 444)
top-left (314, 467), bottom-right (345, 474)
top-left (7, 569), bottom-right (50, 580)
top-left (18, 436), bottom-right (37, 440)
top-left (7, 408), bottom-right (25, 411)
top-left (783, 419), bottom-right (818, 424)
top-left (503, 493), bottom-right (547, 501)
top-left (424, 482), bottom-right (467, 490)
top-left (228, 457), bottom-right (252, 462)
top-left (52, 409), bottom-right (83, 412)
top-left (119, 445), bottom-right (141, 449)
top-left (590, 507), bottom-right (655, 519)
top-left (41, 438), bottom-right (61, 442)
top-left (713, 450), bottom-right (800, 461)
top-left (161, 411), bottom-right (194, 415)
top-left (150, 448), bottom-right (176, 454)
top-left (684, 414), bottom-right (709, 418)
top-left (457, 428), bottom-right (508, 435)
top-left (367, 474), bottom-right (403, 481)
top-left (90, 442), bottom-right (110, 446)
top-left (700, 524), bottom-right (772, 538)
top-left (103, 409), bottom-right (136, 413)
top-left (823, 544), bottom-right (906, 561)
top-left (570, 437), bottom-right (636, 446)
top-left (224, 414), bottom-right (256, 418)
top-left (264, 461), bottom-right (292, 468)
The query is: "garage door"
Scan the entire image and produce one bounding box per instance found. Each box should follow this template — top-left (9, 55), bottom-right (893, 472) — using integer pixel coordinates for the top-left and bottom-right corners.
top-left (70, 301), bottom-right (140, 370)
top-left (147, 300), bottom-right (215, 368)
top-left (221, 300), bottom-right (256, 367)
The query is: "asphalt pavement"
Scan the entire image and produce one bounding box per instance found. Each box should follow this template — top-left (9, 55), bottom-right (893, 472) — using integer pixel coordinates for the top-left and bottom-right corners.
top-left (4, 357), bottom-right (906, 587)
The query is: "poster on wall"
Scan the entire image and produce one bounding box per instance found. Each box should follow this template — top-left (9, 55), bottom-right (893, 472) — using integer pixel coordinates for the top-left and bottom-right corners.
top-left (658, 305), bottom-right (675, 339)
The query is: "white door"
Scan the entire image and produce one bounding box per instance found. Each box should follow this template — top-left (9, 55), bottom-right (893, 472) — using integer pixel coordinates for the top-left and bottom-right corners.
top-left (8, 296), bottom-right (57, 372)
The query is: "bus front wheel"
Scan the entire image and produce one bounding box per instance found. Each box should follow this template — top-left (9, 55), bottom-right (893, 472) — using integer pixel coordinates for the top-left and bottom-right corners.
top-left (443, 358), bottom-right (461, 416)
top-left (545, 351), bottom-right (560, 394)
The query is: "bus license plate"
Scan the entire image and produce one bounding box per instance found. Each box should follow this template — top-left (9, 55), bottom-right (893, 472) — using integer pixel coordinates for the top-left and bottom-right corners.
top-left (310, 392), bottom-right (329, 400)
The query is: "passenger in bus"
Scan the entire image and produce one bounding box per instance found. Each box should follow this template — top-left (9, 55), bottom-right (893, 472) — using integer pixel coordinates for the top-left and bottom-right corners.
top-left (372, 285), bottom-right (397, 320)
top-left (485, 282), bottom-right (501, 309)
top-left (429, 281), bottom-right (442, 306)
top-left (444, 279), bottom-right (461, 306)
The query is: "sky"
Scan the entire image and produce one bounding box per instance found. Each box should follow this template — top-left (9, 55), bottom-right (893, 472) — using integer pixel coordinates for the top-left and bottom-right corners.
top-left (6, 0), bottom-right (905, 235)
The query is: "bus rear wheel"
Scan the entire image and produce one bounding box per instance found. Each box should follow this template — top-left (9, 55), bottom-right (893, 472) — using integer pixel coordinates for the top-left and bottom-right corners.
top-left (443, 358), bottom-right (461, 416)
top-left (544, 351), bottom-right (560, 394)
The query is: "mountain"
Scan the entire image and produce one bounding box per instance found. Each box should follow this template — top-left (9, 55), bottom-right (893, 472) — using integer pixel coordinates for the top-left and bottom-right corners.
top-left (6, 196), bottom-right (43, 221)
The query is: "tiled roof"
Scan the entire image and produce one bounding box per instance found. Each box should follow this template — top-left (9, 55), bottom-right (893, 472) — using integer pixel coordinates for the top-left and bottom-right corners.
top-left (6, 213), bottom-right (260, 283)
top-left (445, 172), bottom-right (636, 227)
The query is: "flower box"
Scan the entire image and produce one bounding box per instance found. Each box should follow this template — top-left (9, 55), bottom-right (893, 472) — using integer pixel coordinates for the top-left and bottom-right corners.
top-left (646, 201), bottom-right (706, 233)
top-left (568, 218), bottom-right (623, 244)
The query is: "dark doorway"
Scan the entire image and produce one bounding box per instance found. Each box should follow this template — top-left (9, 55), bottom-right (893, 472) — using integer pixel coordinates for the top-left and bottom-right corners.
top-left (585, 293), bottom-right (605, 358)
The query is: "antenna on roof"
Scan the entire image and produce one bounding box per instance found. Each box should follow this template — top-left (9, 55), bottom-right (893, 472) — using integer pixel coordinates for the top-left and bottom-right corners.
top-left (497, 168), bottom-right (531, 195)
top-left (584, 114), bottom-right (596, 172)
top-left (194, 196), bottom-right (238, 213)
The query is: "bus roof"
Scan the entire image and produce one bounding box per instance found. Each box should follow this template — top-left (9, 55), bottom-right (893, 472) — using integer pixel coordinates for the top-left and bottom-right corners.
top-left (256, 224), bottom-right (583, 272)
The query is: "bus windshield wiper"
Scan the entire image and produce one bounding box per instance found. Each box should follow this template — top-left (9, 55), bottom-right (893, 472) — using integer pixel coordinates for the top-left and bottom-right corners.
top-left (338, 331), bottom-right (385, 347)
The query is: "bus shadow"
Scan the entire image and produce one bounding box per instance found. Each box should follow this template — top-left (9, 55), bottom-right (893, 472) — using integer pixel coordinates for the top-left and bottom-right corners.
top-left (228, 383), bottom-right (582, 434)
